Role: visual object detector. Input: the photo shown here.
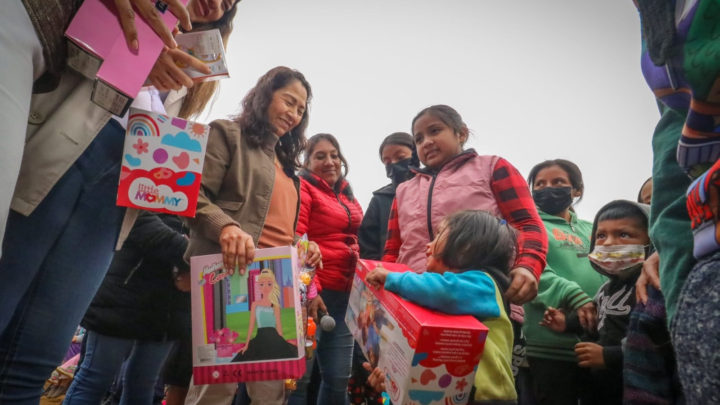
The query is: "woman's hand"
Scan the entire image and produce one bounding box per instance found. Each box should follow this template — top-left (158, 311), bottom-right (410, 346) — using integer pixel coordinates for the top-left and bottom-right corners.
top-left (539, 307), bottom-right (566, 333)
top-left (575, 342), bottom-right (605, 368)
top-left (174, 272), bottom-right (192, 292)
top-left (363, 363), bottom-right (386, 392)
top-left (114, 0), bottom-right (192, 50)
top-left (219, 225), bottom-right (255, 275)
top-left (636, 251), bottom-right (660, 304)
top-left (308, 294), bottom-right (328, 321)
top-left (505, 267), bottom-right (538, 305)
top-left (306, 241), bottom-right (323, 269)
top-left (576, 302), bottom-right (598, 332)
top-left (366, 264), bottom-right (390, 290)
top-left (148, 48), bottom-right (212, 91)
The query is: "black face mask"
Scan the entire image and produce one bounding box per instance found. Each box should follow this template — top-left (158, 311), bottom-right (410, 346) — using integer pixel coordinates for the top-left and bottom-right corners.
top-left (386, 158), bottom-right (411, 186)
top-left (533, 186), bottom-right (573, 215)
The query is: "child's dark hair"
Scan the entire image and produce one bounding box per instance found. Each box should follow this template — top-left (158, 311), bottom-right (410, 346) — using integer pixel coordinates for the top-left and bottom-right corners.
top-left (378, 132), bottom-right (414, 162)
top-left (637, 177), bottom-right (652, 203)
top-left (408, 105), bottom-right (471, 177)
top-left (597, 203), bottom-right (649, 231)
top-left (434, 210), bottom-right (517, 273)
top-left (527, 159), bottom-right (585, 207)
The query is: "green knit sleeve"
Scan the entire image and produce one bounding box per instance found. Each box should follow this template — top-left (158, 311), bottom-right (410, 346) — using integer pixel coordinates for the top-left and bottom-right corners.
top-left (537, 267), bottom-right (593, 311)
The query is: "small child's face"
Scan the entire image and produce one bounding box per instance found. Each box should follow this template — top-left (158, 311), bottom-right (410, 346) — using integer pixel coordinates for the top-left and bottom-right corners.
top-left (595, 218), bottom-right (650, 247)
top-left (426, 223), bottom-right (452, 273)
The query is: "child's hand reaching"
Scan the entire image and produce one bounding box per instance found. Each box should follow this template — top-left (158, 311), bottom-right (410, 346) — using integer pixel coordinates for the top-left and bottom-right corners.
top-left (363, 362), bottom-right (386, 392)
top-left (539, 307), bottom-right (566, 333)
top-left (366, 264), bottom-right (390, 289)
top-left (575, 342), bottom-right (605, 368)
top-left (576, 302), bottom-right (598, 332)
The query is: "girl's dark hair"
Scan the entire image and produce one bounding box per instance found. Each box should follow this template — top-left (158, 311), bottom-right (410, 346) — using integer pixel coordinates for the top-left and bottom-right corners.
top-left (177, 2), bottom-right (240, 120)
top-left (434, 210), bottom-right (517, 274)
top-left (301, 133), bottom-right (355, 200)
top-left (378, 132), bottom-right (414, 162)
top-left (527, 159), bottom-right (585, 205)
top-left (637, 177), bottom-right (652, 203)
top-left (597, 205), bottom-right (649, 231)
top-left (234, 66), bottom-right (312, 171)
top-left (407, 105), bottom-right (470, 177)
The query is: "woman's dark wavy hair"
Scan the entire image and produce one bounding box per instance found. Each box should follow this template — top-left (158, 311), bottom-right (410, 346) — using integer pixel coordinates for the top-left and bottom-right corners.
top-left (434, 210), bottom-right (517, 274)
top-left (234, 67), bottom-right (312, 171)
top-left (300, 133), bottom-right (355, 201)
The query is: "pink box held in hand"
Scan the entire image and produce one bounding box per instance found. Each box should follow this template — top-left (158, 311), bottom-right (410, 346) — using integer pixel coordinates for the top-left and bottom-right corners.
top-left (346, 260), bottom-right (489, 405)
top-left (190, 247), bottom-right (306, 384)
top-left (65, 0), bottom-right (188, 116)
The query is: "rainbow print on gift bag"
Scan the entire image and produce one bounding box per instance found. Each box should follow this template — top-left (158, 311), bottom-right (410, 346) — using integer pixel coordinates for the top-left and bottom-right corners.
top-left (190, 247), bottom-right (306, 384)
top-left (117, 108), bottom-right (209, 217)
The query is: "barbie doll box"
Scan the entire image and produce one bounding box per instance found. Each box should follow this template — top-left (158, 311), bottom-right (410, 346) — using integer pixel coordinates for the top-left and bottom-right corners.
top-left (346, 260), bottom-right (488, 405)
top-left (65, 0), bottom-right (188, 116)
top-left (190, 247), bottom-right (306, 384)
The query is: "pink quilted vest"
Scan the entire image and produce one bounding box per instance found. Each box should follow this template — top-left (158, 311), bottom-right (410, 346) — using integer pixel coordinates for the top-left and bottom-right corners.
top-left (395, 151), bottom-right (502, 273)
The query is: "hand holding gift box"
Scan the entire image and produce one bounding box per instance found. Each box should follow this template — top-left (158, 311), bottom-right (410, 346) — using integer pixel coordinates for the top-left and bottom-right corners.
top-left (190, 247), bottom-right (306, 384)
top-left (65, 0), bottom-right (190, 116)
top-left (346, 260), bottom-right (488, 405)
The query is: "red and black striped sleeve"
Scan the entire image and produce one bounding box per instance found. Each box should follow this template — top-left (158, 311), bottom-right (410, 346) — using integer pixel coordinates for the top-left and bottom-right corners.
top-left (382, 197), bottom-right (401, 263)
top-left (490, 158), bottom-right (548, 279)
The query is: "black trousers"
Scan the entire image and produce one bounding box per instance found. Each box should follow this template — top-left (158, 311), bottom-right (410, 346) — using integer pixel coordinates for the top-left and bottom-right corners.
top-left (527, 357), bottom-right (594, 405)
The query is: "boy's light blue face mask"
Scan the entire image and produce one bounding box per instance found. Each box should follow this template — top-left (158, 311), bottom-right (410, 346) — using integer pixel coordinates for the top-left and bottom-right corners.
top-left (588, 244), bottom-right (648, 275)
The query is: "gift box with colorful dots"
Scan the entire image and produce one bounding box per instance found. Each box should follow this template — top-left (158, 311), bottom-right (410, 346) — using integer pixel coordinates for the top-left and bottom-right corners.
top-left (346, 260), bottom-right (488, 405)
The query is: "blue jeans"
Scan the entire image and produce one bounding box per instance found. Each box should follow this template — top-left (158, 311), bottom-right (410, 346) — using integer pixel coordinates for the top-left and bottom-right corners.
top-left (290, 290), bottom-right (353, 405)
top-left (0, 120), bottom-right (126, 404)
top-left (63, 331), bottom-right (173, 405)
top-left (108, 357), bottom-right (166, 405)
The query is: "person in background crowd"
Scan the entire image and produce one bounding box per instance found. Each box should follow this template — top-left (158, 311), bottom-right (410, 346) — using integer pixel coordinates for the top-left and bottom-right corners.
top-left (383, 104), bottom-right (547, 304)
top-left (542, 200), bottom-right (651, 405)
top-left (62, 212), bottom-right (189, 405)
top-left (350, 132), bottom-right (413, 405)
top-left (0, 0), bottom-right (191, 252)
top-left (623, 177), bottom-right (683, 405)
top-left (0, 3), bottom-right (239, 403)
top-left (523, 159), bottom-right (606, 405)
top-left (182, 66), bottom-right (320, 405)
top-left (290, 133), bottom-right (363, 405)
top-left (638, 177), bottom-right (652, 205)
top-left (630, 3), bottom-right (720, 402)
top-left (358, 132), bottom-right (414, 260)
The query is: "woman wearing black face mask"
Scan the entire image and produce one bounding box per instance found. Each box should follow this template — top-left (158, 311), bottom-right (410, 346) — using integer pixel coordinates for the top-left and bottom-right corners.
top-left (348, 132), bottom-right (413, 405)
top-left (357, 132), bottom-right (414, 260)
top-left (523, 159), bottom-right (607, 405)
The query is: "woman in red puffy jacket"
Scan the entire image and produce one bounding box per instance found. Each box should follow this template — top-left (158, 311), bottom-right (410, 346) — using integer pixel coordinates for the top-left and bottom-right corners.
top-left (293, 133), bottom-right (363, 405)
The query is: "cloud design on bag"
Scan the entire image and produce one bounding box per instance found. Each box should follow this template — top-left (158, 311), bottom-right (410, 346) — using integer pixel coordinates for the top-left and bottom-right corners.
top-left (161, 132), bottom-right (202, 152)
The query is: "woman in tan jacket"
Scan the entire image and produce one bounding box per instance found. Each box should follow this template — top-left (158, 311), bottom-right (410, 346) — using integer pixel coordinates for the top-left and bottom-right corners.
top-left (183, 66), bottom-right (322, 405)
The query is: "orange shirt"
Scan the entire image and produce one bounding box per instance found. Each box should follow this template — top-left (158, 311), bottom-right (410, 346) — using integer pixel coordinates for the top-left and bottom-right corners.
top-left (258, 161), bottom-right (298, 249)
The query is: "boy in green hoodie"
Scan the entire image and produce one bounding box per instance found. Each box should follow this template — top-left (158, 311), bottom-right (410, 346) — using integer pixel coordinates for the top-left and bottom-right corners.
top-left (541, 200), bottom-right (651, 405)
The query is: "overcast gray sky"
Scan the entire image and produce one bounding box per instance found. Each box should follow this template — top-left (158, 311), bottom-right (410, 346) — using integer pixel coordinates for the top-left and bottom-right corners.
top-left (201, 0), bottom-right (658, 222)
